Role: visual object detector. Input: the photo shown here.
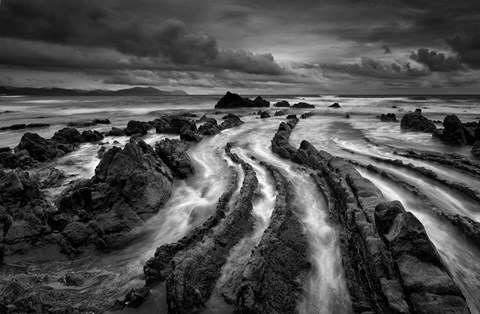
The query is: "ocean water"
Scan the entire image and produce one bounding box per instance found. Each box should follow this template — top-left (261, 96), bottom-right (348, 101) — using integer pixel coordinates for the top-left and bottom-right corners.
top-left (1, 94), bottom-right (480, 313)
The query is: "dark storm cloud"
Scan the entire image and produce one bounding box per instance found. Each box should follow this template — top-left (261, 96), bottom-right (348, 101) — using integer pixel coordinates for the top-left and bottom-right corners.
top-left (382, 45), bottom-right (392, 54)
top-left (0, 0), bottom-right (285, 75)
top-left (446, 25), bottom-right (480, 69)
top-left (409, 48), bottom-right (463, 72)
top-left (322, 57), bottom-right (428, 80)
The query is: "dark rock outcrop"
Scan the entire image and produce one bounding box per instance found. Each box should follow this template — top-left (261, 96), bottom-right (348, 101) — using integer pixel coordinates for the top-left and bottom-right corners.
top-left (51, 128), bottom-right (83, 145)
top-left (433, 115), bottom-right (475, 146)
top-left (153, 116), bottom-right (196, 134)
top-left (105, 127), bottom-right (126, 137)
top-left (198, 122), bottom-right (220, 135)
top-left (219, 115), bottom-right (244, 130)
top-left (301, 111), bottom-right (314, 119)
top-left (377, 113), bottom-right (398, 122)
top-left (292, 102), bottom-right (315, 108)
top-left (215, 92), bottom-right (269, 108)
top-left (375, 201), bottom-right (469, 313)
top-left (31, 167), bottom-right (66, 189)
top-left (82, 130), bottom-right (104, 142)
top-left (286, 114), bottom-right (297, 119)
top-left (155, 139), bottom-right (195, 179)
top-left (0, 123), bottom-right (50, 130)
top-left (400, 109), bottom-right (436, 133)
top-left (237, 162), bottom-right (310, 314)
top-left (259, 111), bottom-right (270, 119)
top-left (56, 141), bottom-right (173, 249)
top-left (124, 121), bottom-right (150, 136)
top-left (271, 118), bottom-right (299, 159)
top-left (273, 100), bottom-right (290, 107)
top-left (15, 133), bottom-right (58, 162)
top-left (270, 119), bottom-right (470, 313)
top-left (473, 140), bottom-right (480, 157)
top-left (329, 102), bottom-right (341, 108)
top-left (180, 130), bottom-right (203, 142)
top-left (274, 110), bottom-right (287, 116)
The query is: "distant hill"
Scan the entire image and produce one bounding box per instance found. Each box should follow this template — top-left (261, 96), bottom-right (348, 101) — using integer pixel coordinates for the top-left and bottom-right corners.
top-left (0, 86), bottom-right (188, 96)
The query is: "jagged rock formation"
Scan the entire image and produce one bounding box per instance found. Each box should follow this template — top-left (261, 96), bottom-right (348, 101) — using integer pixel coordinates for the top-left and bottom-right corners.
top-left (400, 109), bottom-right (436, 133)
top-left (273, 101), bottom-right (290, 107)
top-left (377, 113), bottom-right (398, 122)
top-left (292, 102), bottom-right (315, 108)
top-left (215, 92), bottom-right (270, 108)
top-left (237, 162), bottom-right (310, 314)
top-left (433, 115), bottom-right (478, 146)
top-left (155, 139), bottom-right (195, 179)
top-left (270, 119), bottom-right (470, 313)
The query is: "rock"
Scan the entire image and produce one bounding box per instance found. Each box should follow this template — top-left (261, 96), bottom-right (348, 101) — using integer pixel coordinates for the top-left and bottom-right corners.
top-left (198, 115), bottom-right (216, 124)
top-left (400, 110), bottom-right (436, 133)
top-left (198, 122), bottom-right (220, 135)
top-left (93, 119), bottom-right (111, 125)
top-left (473, 140), bottom-right (480, 157)
top-left (329, 102), bottom-right (341, 108)
top-left (292, 102), bottom-right (314, 108)
top-left (82, 130), bottom-right (104, 142)
top-left (155, 139), bottom-right (195, 178)
top-left (253, 96), bottom-right (270, 107)
top-left (56, 141), bottom-right (173, 249)
top-left (153, 115), bottom-right (196, 134)
top-left (375, 201), bottom-right (469, 313)
top-left (124, 120), bottom-right (150, 136)
top-left (124, 287), bottom-right (150, 308)
top-left (15, 133), bottom-right (58, 162)
top-left (0, 152), bottom-right (20, 169)
top-left (97, 146), bottom-right (107, 159)
top-left (273, 100), bottom-right (290, 107)
top-left (271, 119), bottom-right (299, 159)
top-left (286, 114), bottom-right (297, 119)
top-left (260, 111), bottom-right (270, 119)
top-left (301, 111), bottom-right (314, 119)
top-left (0, 123), bottom-right (51, 130)
top-left (377, 113), bottom-right (398, 122)
top-left (0, 147), bottom-right (11, 153)
top-left (64, 272), bottom-right (84, 286)
top-left (222, 113), bottom-right (240, 120)
top-left (180, 130), bottom-right (202, 142)
top-left (345, 113), bottom-right (350, 119)
top-left (274, 110), bottom-right (287, 116)
top-left (219, 115), bottom-right (244, 130)
top-left (31, 167), bottom-right (66, 188)
top-left (105, 127), bottom-right (126, 137)
top-left (214, 91), bottom-right (269, 108)
top-left (51, 128), bottom-right (83, 145)
top-left (67, 121), bottom-right (96, 128)
top-left (432, 115), bottom-right (471, 145)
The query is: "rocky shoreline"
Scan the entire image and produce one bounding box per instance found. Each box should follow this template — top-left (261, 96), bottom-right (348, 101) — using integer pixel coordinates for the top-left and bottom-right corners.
top-left (1, 92), bottom-right (479, 313)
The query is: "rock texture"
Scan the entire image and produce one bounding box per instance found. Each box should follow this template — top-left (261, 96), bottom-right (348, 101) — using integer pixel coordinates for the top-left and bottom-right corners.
top-left (273, 101), bottom-right (290, 107)
top-left (433, 115), bottom-right (477, 146)
top-left (377, 113), bottom-right (398, 122)
top-left (237, 162), bottom-right (310, 314)
top-left (155, 139), bottom-right (195, 179)
top-left (292, 102), bottom-right (315, 108)
top-left (400, 109), bottom-right (436, 133)
top-left (269, 118), bottom-right (470, 313)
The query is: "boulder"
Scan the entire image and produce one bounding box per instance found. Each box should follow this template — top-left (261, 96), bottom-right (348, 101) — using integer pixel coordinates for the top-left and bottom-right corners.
top-left (433, 115), bottom-right (469, 145)
top-left (274, 110), bottom-right (287, 116)
top-left (286, 114), bottom-right (297, 119)
top-left (0, 152), bottom-right (19, 169)
top-left (377, 113), bottom-right (398, 122)
top-left (329, 102), bottom-right (341, 108)
top-left (105, 127), bottom-right (126, 137)
top-left (472, 140), bottom-right (480, 157)
top-left (292, 102), bottom-right (315, 108)
top-left (198, 122), bottom-right (220, 135)
top-left (180, 130), bottom-right (202, 142)
top-left (124, 121), bottom-right (150, 136)
top-left (15, 133), bottom-right (57, 162)
top-left (400, 110), bottom-right (436, 133)
top-left (273, 100), bottom-right (290, 107)
top-left (82, 130), bottom-right (104, 142)
top-left (260, 111), bottom-right (270, 119)
top-left (0, 147), bottom-right (11, 153)
top-left (214, 91), bottom-right (269, 108)
top-left (153, 115), bottom-right (196, 134)
top-left (92, 119), bottom-right (111, 125)
top-left (31, 167), bottom-right (66, 189)
top-left (219, 116), bottom-right (244, 130)
top-left (51, 128), bottom-right (83, 145)
top-left (155, 139), bottom-right (195, 178)
top-left (301, 111), bottom-right (314, 119)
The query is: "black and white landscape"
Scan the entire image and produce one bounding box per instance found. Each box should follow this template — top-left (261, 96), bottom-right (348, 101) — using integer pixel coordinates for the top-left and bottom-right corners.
top-left (1, 1), bottom-right (480, 314)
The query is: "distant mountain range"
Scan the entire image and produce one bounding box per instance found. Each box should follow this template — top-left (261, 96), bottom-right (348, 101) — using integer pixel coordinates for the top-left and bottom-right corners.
top-left (0, 86), bottom-right (188, 96)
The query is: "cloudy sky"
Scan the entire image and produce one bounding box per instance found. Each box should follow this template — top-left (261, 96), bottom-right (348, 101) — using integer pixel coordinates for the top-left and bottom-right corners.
top-left (0, 0), bottom-right (479, 94)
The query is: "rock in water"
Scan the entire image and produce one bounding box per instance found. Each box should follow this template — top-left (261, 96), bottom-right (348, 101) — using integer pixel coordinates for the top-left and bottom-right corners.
top-left (124, 120), bottom-right (150, 136)
top-left (292, 102), bottom-right (315, 108)
top-left (377, 113), bottom-right (398, 122)
top-left (215, 91), bottom-right (269, 108)
top-left (433, 115), bottom-right (468, 145)
top-left (15, 133), bottom-right (57, 162)
top-left (329, 102), bottom-right (341, 108)
top-left (51, 128), bottom-right (84, 145)
top-left (273, 100), bottom-right (290, 107)
top-left (472, 140), bottom-right (480, 156)
top-left (259, 111), bottom-right (270, 119)
top-left (400, 109), bottom-right (436, 133)
top-left (153, 115), bottom-right (196, 134)
top-left (155, 138), bottom-right (195, 179)
top-left (81, 130), bottom-right (104, 142)
top-left (105, 127), bottom-right (126, 137)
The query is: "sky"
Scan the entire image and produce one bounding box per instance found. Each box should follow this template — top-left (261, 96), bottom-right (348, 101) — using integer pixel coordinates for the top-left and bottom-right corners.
top-left (0, 0), bottom-right (479, 94)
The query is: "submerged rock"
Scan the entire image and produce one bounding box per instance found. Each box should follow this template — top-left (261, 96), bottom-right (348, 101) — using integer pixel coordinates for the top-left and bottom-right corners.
top-left (377, 113), bottom-right (398, 122)
top-left (259, 110), bottom-right (270, 119)
top-left (329, 102), bottom-right (341, 108)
